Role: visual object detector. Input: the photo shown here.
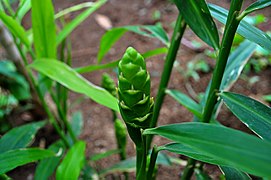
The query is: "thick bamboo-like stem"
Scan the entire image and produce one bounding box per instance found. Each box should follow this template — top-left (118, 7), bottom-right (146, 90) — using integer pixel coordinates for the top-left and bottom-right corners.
top-left (181, 1), bottom-right (244, 179)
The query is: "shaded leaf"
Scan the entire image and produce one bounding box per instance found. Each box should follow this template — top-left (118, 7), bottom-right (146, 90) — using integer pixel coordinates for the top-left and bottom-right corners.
top-left (173, 0), bottom-right (219, 49)
top-left (244, 0), bottom-right (271, 15)
top-left (56, 0), bottom-right (106, 45)
top-left (0, 11), bottom-right (30, 47)
top-left (90, 149), bottom-right (121, 162)
top-left (0, 148), bottom-right (55, 174)
top-left (34, 141), bottom-right (65, 180)
top-left (220, 92), bottom-right (271, 141)
top-left (28, 59), bottom-right (119, 111)
top-left (56, 141), bottom-right (86, 180)
top-left (31, 0), bottom-right (56, 58)
top-left (0, 121), bottom-right (46, 153)
top-left (220, 166), bottom-right (251, 180)
top-left (209, 3), bottom-right (271, 52)
top-left (166, 89), bottom-right (202, 119)
top-left (144, 122), bottom-right (271, 178)
top-left (220, 40), bottom-right (257, 90)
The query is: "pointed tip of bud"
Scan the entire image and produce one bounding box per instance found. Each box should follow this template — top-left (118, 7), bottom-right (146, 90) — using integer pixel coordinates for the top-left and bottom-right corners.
top-left (126, 47), bottom-right (137, 59)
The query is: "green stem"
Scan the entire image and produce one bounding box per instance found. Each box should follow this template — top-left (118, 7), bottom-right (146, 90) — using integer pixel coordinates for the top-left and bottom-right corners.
top-left (147, 145), bottom-right (159, 180)
top-left (147, 13), bottom-right (186, 149)
top-left (136, 133), bottom-right (147, 180)
top-left (202, 0), bottom-right (243, 123)
top-left (181, 1), bottom-right (244, 179)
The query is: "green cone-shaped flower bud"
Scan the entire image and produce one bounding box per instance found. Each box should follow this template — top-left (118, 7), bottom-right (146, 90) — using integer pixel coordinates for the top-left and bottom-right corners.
top-left (101, 73), bottom-right (117, 97)
top-left (118, 47), bottom-right (154, 129)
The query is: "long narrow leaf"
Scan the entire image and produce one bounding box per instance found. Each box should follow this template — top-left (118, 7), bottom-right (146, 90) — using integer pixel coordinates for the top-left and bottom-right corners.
top-left (220, 92), bottom-right (271, 141)
top-left (56, 141), bottom-right (86, 180)
top-left (56, 0), bottom-right (106, 45)
top-left (0, 148), bottom-right (55, 174)
top-left (209, 3), bottom-right (271, 52)
top-left (28, 59), bottom-right (119, 111)
top-left (97, 25), bottom-right (169, 62)
top-left (0, 121), bottom-right (46, 153)
top-left (16, 0), bottom-right (31, 22)
top-left (244, 0), bottom-right (271, 15)
top-left (0, 11), bottom-right (30, 47)
top-left (173, 0), bottom-right (219, 49)
top-left (144, 122), bottom-right (271, 178)
top-left (166, 89), bottom-right (202, 119)
top-left (35, 141), bottom-right (65, 180)
top-left (77, 47), bottom-right (168, 74)
top-left (220, 40), bottom-right (257, 90)
top-left (220, 166), bottom-right (251, 180)
top-left (31, 0), bottom-right (56, 58)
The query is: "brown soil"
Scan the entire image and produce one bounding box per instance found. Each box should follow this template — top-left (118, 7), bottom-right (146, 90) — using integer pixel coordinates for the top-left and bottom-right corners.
top-left (5, 0), bottom-right (271, 179)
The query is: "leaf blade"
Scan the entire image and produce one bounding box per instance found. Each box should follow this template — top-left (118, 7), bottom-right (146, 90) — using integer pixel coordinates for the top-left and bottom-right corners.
top-left (244, 0), bottom-right (271, 15)
top-left (220, 92), bottom-right (271, 141)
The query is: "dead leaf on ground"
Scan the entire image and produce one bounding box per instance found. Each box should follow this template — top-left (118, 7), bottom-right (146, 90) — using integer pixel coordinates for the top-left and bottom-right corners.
top-left (95, 14), bottom-right (112, 30)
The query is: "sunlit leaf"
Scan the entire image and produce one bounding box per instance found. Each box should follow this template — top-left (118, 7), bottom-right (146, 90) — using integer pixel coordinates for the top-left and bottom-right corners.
top-left (31, 0), bottom-right (56, 58)
top-left (144, 122), bottom-right (271, 178)
top-left (173, 0), bottom-right (219, 49)
top-left (16, 0), bottom-right (31, 22)
top-left (56, 141), bottom-right (86, 180)
top-left (244, 0), bottom-right (271, 15)
top-left (220, 92), bottom-right (271, 141)
top-left (29, 59), bottom-right (119, 111)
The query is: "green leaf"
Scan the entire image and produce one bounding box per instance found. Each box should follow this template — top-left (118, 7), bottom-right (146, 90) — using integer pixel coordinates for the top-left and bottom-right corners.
top-left (220, 166), bottom-right (251, 180)
top-left (16, 0), bottom-right (31, 22)
top-left (0, 121), bottom-right (46, 153)
top-left (31, 0), bottom-right (56, 58)
top-left (76, 47), bottom-right (168, 74)
top-left (54, 2), bottom-right (95, 19)
top-left (100, 157), bottom-right (136, 176)
top-left (166, 89), bottom-right (202, 119)
top-left (28, 59), bottom-right (119, 111)
top-left (56, 0), bottom-right (106, 45)
top-left (220, 92), bottom-right (271, 141)
top-left (0, 11), bottom-right (30, 47)
top-left (56, 141), bottom-right (86, 180)
top-left (144, 122), bottom-right (271, 178)
top-left (70, 111), bottom-right (83, 137)
top-left (220, 40), bottom-right (257, 91)
top-left (158, 143), bottom-right (227, 166)
top-left (90, 149), bottom-right (121, 162)
top-left (34, 141), bottom-right (65, 180)
top-left (244, 0), bottom-right (271, 15)
top-left (173, 0), bottom-right (219, 49)
top-left (209, 3), bottom-right (271, 52)
top-left (97, 24), bottom-right (169, 62)
top-left (0, 148), bottom-right (55, 174)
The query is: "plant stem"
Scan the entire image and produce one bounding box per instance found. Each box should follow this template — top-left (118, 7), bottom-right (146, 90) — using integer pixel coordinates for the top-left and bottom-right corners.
top-left (147, 145), bottom-right (159, 180)
top-left (136, 133), bottom-right (147, 180)
top-left (181, 1), bottom-right (244, 179)
top-left (147, 14), bottom-right (186, 149)
top-left (202, 0), bottom-right (243, 123)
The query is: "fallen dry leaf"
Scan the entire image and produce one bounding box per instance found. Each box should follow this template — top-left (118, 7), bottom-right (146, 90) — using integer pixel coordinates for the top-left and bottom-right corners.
top-left (94, 14), bottom-right (112, 30)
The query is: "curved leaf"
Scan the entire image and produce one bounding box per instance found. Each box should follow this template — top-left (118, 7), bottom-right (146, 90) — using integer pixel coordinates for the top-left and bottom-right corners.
top-left (0, 121), bottom-right (46, 153)
top-left (173, 0), bottom-right (219, 49)
top-left (31, 0), bottom-right (56, 58)
top-left (0, 148), bottom-right (55, 174)
top-left (166, 89), bottom-right (202, 119)
top-left (209, 3), bottom-right (271, 52)
top-left (220, 92), bottom-right (271, 141)
top-left (34, 141), bottom-right (65, 180)
top-left (16, 0), bottom-right (31, 22)
top-left (56, 141), bottom-right (86, 180)
top-left (97, 24), bottom-right (169, 62)
top-left (56, 0), bottom-right (106, 45)
top-left (220, 166), bottom-right (251, 180)
top-left (0, 11), bottom-right (30, 47)
top-left (144, 122), bottom-right (271, 178)
top-left (28, 59), bottom-right (119, 111)
top-left (244, 0), bottom-right (271, 15)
